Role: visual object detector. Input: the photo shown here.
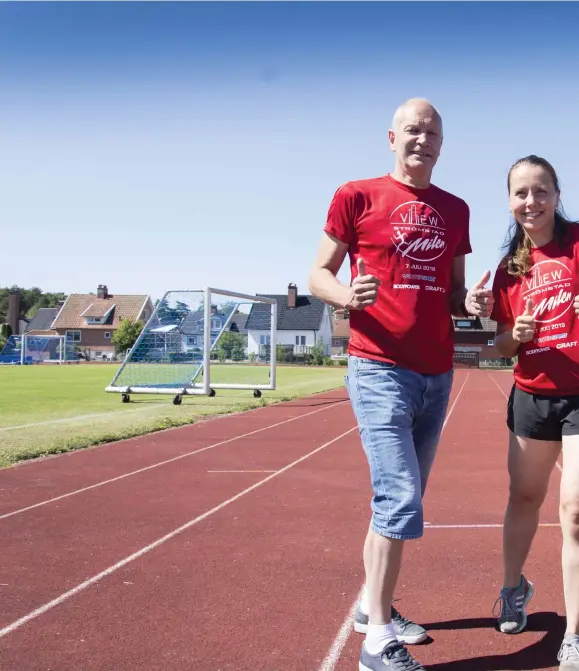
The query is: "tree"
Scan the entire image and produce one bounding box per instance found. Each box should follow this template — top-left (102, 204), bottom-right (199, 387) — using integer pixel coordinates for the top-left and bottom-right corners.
top-left (0, 323), bottom-right (12, 349)
top-left (0, 286), bottom-right (67, 322)
top-left (217, 331), bottom-right (246, 361)
top-left (112, 319), bottom-right (144, 354)
top-left (155, 298), bottom-right (191, 324)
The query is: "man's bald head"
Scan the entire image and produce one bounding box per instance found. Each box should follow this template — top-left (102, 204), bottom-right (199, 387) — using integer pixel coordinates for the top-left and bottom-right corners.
top-left (388, 98), bottom-right (443, 187)
top-left (391, 98), bottom-right (442, 136)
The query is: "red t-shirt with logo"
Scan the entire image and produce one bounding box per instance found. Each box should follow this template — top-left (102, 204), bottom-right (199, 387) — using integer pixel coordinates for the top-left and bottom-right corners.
top-left (324, 174), bottom-right (471, 375)
top-left (491, 225), bottom-right (579, 396)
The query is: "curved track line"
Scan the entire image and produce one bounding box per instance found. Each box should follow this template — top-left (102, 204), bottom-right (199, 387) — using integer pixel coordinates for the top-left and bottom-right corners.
top-left (0, 400), bottom-right (346, 521)
top-left (0, 426), bottom-right (357, 640)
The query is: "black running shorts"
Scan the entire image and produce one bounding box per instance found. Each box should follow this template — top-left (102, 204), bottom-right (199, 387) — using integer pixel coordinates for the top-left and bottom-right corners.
top-left (507, 384), bottom-right (579, 441)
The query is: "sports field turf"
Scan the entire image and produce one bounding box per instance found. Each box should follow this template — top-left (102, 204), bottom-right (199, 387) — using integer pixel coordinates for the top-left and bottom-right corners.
top-left (0, 363), bottom-right (347, 468)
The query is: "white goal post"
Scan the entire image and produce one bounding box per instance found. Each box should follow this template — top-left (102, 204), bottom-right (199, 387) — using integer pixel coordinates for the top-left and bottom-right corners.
top-left (105, 287), bottom-right (277, 402)
top-left (0, 334), bottom-right (77, 365)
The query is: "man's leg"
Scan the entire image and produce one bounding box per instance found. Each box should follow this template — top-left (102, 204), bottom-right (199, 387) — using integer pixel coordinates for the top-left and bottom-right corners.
top-left (346, 357), bottom-right (427, 670)
top-left (363, 528), bottom-right (404, 629)
top-left (412, 368), bottom-right (453, 497)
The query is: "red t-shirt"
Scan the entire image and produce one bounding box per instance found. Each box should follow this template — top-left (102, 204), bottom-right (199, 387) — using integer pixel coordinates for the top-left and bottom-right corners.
top-left (491, 225), bottom-right (579, 396)
top-left (324, 174), bottom-right (471, 374)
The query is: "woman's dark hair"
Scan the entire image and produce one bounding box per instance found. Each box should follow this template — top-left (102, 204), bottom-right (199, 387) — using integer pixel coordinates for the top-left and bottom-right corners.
top-left (502, 154), bottom-right (575, 277)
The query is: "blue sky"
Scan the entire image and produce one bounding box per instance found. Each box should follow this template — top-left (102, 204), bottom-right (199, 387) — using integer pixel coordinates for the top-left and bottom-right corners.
top-left (3, 2), bottom-right (579, 302)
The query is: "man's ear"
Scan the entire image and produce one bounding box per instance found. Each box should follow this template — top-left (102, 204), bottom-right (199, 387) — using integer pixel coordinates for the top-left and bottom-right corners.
top-left (388, 129), bottom-right (396, 152)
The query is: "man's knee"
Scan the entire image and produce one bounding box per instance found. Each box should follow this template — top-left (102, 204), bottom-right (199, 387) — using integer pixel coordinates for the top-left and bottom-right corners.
top-left (370, 492), bottom-right (424, 541)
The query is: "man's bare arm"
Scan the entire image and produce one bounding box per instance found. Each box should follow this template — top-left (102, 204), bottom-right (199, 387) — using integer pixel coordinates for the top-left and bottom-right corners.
top-left (449, 255), bottom-right (468, 317)
top-left (308, 233), bottom-right (380, 310)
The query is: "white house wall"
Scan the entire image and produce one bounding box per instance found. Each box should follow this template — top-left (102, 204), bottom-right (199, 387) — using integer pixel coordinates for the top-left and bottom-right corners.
top-left (248, 312), bottom-right (333, 355)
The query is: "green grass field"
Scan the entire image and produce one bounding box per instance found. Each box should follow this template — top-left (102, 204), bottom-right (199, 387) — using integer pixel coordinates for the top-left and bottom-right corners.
top-left (0, 363), bottom-right (347, 469)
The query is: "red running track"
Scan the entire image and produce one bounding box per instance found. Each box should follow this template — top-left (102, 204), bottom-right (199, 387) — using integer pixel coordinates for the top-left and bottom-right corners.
top-left (0, 372), bottom-right (566, 670)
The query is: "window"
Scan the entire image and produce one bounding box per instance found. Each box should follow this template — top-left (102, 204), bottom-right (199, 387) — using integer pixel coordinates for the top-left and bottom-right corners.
top-left (295, 335), bottom-right (306, 345)
top-left (260, 335), bottom-right (271, 345)
top-left (211, 319), bottom-right (220, 330)
top-left (104, 332), bottom-right (111, 340)
top-left (187, 336), bottom-right (197, 346)
top-left (66, 330), bottom-right (81, 343)
top-left (487, 339), bottom-right (494, 346)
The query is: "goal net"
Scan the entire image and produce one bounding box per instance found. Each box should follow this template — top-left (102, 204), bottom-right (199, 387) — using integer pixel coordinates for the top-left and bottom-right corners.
top-left (0, 335), bottom-right (77, 364)
top-left (106, 288), bottom-right (277, 402)
top-left (453, 350), bottom-right (480, 368)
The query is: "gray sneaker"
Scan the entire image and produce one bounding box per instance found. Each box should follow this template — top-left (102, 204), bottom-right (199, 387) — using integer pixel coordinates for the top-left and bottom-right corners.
top-left (493, 574), bottom-right (534, 634)
top-left (354, 605), bottom-right (427, 644)
top-left (359, 640), bottom-right (425, 671)
top-left (558, 635), bottom-right (579, 669)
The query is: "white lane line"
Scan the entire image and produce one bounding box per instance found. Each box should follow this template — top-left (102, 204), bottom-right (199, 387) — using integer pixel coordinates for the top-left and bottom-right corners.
top-left (424, 522), bottom-right (559, 529)
top-left (316, 372), bottom-right (470, 671)
top-left (0, 401), bottom-right (346, 521)
top-left (318, 587), bottom-right (364, 671)
top-left (207, 470), bottom-right (277, 474)
top-left (488, 372), bottom-right (563, 473)
top-left (0, 426), bottom-right (357, 639)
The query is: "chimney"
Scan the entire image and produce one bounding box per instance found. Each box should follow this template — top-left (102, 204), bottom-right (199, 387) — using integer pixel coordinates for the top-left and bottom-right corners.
top-left (287, 283), bottom-right (297, 309)
top-left (7, 290), bottom-right (20, 336)
top-left (97, 285), bottom-right (109, 299)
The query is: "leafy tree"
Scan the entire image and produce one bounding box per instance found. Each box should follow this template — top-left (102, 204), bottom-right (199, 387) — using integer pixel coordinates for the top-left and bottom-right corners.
top-left (0, 323), bottom-right (12, 349)
top-left (112, 319), bottom-right (144, 354)
top-left (311, 337), bottom-right (327, 365)
top-left (155, 298), bottom-right (192, 324)
top-left (217, 331), bottom-right (246, 361)
top-left (0, 286), bottom-right (67, 323)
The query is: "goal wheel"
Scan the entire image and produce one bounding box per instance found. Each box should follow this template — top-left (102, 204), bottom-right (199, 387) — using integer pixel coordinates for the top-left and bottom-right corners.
top-left (253, 390), bottom-right (262, 398)
top-left (121, 394), bottom-right (130, 403)
top-left (173, 395), bottom-right (182, 406)
top-left (208, 389), bottom-right (216, 397)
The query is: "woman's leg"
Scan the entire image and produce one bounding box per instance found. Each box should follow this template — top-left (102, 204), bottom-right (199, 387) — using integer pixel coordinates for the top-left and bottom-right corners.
top-left (560, 436), bottom-right (579, 635)
top-left (503, 431), bottom-right (561, 586)
top-left (497, 431), bottom-right (560, 634)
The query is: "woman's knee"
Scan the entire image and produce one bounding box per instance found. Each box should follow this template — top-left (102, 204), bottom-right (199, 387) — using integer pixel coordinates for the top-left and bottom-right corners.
top-left (508, 482), bottom-right (546, 509)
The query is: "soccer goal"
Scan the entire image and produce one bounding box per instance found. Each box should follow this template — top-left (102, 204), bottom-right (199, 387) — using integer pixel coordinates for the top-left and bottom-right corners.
top-left (453, 350), bottom-right (480, 368)
top-left (105, 287), bottom-right (277, 404)
top-left (0, 334), bottom-right (78, 365)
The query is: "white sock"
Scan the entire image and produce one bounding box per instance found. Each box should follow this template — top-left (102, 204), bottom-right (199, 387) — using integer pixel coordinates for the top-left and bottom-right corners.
top-left (365, 622), bottom-right (397, 655)
top-left (360, 584), bottom-right (370, 615)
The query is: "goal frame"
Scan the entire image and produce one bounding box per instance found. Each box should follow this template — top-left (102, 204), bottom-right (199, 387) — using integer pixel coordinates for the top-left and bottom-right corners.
top-left (105, 287), bottom-right (277, 397)
top-left (0, 334), bottom-right (73, 365)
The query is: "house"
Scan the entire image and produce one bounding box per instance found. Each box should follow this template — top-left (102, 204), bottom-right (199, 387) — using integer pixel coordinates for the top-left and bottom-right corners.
top-left (51, 285), bottom-right (154, 361)
top-left (331, 310), bottom-right (350, 355)
top-left (246, 283), bottom-right (333, 359)
top-left (139, 302), bottom-right (249, 361)
top-left (453, 315), bottom-right (501, 365)
top-left (25, 307), bottom-right (61, 336)
top-left (179, 306), bottom-right (248, 352)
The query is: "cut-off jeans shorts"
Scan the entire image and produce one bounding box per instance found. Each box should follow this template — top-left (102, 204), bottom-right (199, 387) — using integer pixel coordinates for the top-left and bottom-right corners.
top-left (346, 356), bottom-right (453, 540)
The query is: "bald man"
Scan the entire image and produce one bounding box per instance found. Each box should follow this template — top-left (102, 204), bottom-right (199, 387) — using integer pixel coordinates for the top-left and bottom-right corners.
top-left (309, 98), bottom-right (493, 671)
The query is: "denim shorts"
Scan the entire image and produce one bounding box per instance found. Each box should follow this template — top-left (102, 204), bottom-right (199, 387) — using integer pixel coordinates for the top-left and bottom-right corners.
top-left (346, 356), bottom-right (453, 540)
